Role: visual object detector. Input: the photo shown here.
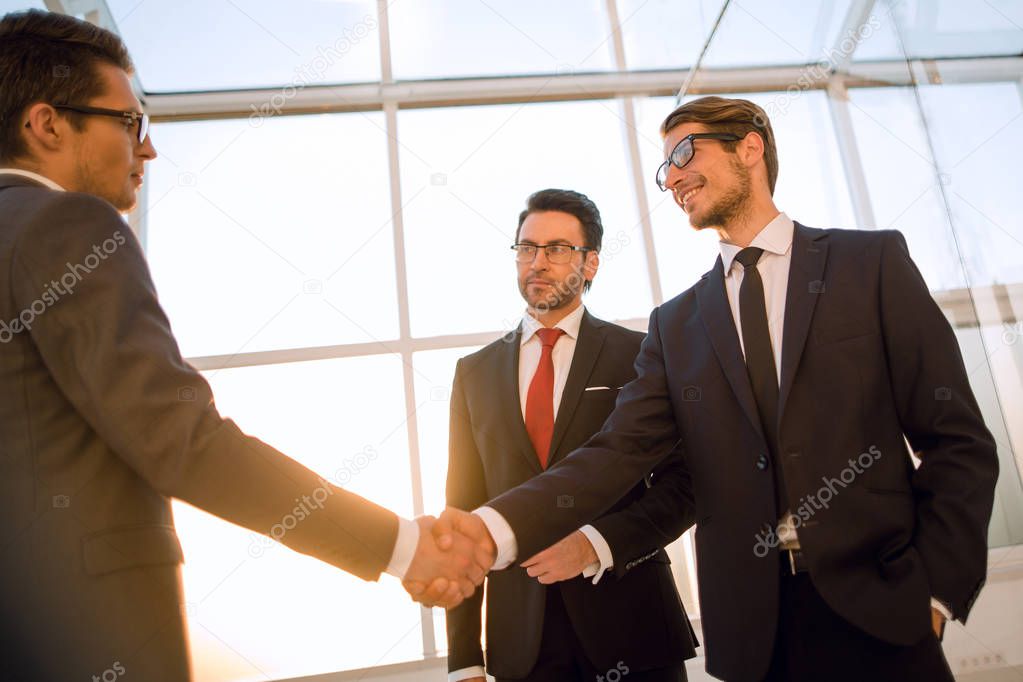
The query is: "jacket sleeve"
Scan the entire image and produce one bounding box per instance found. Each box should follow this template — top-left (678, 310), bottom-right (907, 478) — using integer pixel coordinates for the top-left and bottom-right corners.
top-left (487, 306), bottom-right (682, 560)
top-left (444, 359), bottom-right (487, 672)
top-left (10, 193), bottom-right (398, 580)
top-left (589, 444), bottom-right (695, 580)
top-left (878, 229), bottom-right (998, 621)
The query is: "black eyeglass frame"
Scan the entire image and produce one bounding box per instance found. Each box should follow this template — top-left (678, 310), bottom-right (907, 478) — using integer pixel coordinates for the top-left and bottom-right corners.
top-left (51, 104), bottom-right (150, 143)
top-left (655, 132), bottom-right (742, 191)
top-left (510, 243), bottom-right (595, 264)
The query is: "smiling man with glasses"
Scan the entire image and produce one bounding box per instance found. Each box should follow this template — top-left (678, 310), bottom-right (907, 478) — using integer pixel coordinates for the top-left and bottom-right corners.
top-left (427, 96), bottom-right (998, 682)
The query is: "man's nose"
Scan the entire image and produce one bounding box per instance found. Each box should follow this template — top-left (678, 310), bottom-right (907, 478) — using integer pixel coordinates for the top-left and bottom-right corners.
top-left (664, 162), bottom-right (686, 190)
top-left (139, 133), bottom-right (157, 160)
top-left (530, 249), bottom-right (550, 270)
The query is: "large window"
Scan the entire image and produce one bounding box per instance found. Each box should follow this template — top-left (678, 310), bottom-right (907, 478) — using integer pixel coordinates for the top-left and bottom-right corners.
top-left (7, 0), bottom-right (1018, 678)
top-left (397, 99), bottom-right (653, 337)
top-left (135, 0), bottom-right (1023, 676)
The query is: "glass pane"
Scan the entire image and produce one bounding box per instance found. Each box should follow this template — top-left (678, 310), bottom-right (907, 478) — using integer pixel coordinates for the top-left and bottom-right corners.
top-left (618, 0), bottom-right (725, 70)
top-left (411, 345), bottom-right (486, 655)
top-left (106, 0), bottom-right (380, 91)
top-left (636, 91), bottom-right (855, 299)
top-left (847, 87), bottom-right (967, 291)
top-left (917, 81), bottom-right (1023, 287)
top-left (857, 0), bottom-right (1023, 61)
top-left (842, 80), bottom-right (1023, 548)
top-left (701, 0), bottom-right (856, 69)
top-left (398, 99), bottom-right (653, 337)
top-left (144, 112), bottom-right (398, 358)
top-left (413, 346), bottom-right (478, 518)
top-left (389, 0), bottom-right (614, 80)
top-left (174, 355), bottom-right (420, 681)
top-left (916, 80), bottom-right (1023, 547)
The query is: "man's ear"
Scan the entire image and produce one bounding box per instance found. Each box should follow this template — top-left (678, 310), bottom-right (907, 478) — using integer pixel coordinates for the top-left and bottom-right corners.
top-left (583, 250), bottom-right (599, 282)
top-left (22, 103), bottom-right (68, 155)
top-left (740, 130), bottom-right (765, 170)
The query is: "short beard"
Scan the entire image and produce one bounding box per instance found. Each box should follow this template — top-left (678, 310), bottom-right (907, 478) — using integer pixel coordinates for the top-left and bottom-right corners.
top-left (690, 157), bottom-right (752, 230)
top-left (520, 267), bottom-right (587, 316)
top-left (73, 151), bottom-right (134, 212)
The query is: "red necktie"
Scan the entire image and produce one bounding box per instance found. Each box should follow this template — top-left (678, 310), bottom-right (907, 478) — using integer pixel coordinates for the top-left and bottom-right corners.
top-left (525, 327), bottom-right (565, 469)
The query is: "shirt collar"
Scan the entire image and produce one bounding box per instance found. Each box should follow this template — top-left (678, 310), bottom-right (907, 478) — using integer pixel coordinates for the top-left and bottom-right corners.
top-left (0, 168), bottom-right (66, 192)
top-left (719, 212), bottom-right (794, 277)
top-left (520, 303), bottom-right (585, 346)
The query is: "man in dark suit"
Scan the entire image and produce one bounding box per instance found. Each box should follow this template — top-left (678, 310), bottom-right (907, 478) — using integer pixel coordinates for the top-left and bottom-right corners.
top-left (0, 10), bottom-right (486, 681)
top-left (426, 97), bottom-right (999, 681)
top-left (445, 189), bottom-right (697, 682)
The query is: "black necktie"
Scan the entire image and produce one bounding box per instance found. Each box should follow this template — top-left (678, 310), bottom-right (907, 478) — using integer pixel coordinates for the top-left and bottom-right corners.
top-left (735, 247), bottom-right (788, 512)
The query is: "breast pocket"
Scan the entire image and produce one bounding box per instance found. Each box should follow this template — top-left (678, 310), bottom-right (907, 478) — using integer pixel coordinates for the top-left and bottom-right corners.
top-left (812, 321), bottom-right (878, 346)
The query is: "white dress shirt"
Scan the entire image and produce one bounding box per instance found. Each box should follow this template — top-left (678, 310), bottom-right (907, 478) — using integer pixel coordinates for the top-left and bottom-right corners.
top-left (0, 169), bottom-right (432, 581)
top-left (516, 303), bottom-right (612, 582)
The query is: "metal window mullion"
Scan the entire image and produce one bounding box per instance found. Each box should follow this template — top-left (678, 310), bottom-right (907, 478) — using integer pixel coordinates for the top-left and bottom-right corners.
top-left (379, 0), bottom-right (436, 646)
top-left (605, 0), bottom-right (664, 306)
top-left (830, 0), bottom-right (877, 72)
top-left (826, 76), bottom-right (877, 228)
top-left (386, 98), bottom-right (436, 656)
top-left (620, 98), bottom-right (664, 306)
top-left (376, 0), bottom-right (394, 85)
top-left (142, 58), bottom-right (1023, 122)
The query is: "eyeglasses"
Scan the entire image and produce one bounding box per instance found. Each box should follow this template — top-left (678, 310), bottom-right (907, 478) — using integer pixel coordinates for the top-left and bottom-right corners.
top-left (655, 132), bottom-right (742, 191)
top-left (53, 104), bottom-right (150, 144)
top-left (511, 243), bottom-right (593, 264)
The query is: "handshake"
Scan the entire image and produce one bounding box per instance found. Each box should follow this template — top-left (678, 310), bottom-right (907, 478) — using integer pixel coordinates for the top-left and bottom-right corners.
top-left (402, 509), bottom-right (497, 609)
top-left (401, 509), bottom-right (601, 609)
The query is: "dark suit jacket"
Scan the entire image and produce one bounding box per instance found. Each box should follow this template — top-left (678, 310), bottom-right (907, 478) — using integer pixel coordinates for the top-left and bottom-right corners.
top-left (485, 224), bottom-right (998, 681)
top-left (0, 174), bottom-right (400, 681)
top-left (446, 310), bottom-right (697, 679)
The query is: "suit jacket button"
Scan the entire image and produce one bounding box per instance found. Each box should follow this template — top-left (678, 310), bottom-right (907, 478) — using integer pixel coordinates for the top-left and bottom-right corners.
top-left (756, 454), bottom-right (769, 470)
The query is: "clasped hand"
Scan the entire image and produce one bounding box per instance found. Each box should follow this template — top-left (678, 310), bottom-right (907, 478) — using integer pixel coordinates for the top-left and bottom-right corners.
top-left (403, 510), bottom-right (496, 609)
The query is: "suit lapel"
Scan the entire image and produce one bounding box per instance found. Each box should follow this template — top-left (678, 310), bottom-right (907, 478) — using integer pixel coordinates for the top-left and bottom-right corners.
top-left (547, 311), bottom-right (606, 466)
top-left (696, 257), bottom-right (765, 441)
top-left (778, 223), bottom-right (829, 421)
top-left (499, 325), bottom-right (545, 476)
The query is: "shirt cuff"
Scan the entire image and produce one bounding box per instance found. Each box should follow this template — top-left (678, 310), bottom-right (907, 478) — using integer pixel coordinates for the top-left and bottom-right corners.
top-left (449, 665), bottom-right (486, 681)
top-left (384, 516), bottom-right (419, 579)
top-left (930, 597), bottom-right (953, 621)
top-left (578, 524), bottom-right (613, 584)
top-left (474, 506), bottom-right (517, 570)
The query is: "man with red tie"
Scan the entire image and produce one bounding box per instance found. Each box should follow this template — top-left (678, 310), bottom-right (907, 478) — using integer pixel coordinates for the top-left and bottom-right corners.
top-left (444, 189), bottom-right (698, 682)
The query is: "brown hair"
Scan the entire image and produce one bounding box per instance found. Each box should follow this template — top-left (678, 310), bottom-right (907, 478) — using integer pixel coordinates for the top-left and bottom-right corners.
top-left (660, 96), bottom-right (779, 194)
top-left (0, 9), bottom-right (133, 162)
